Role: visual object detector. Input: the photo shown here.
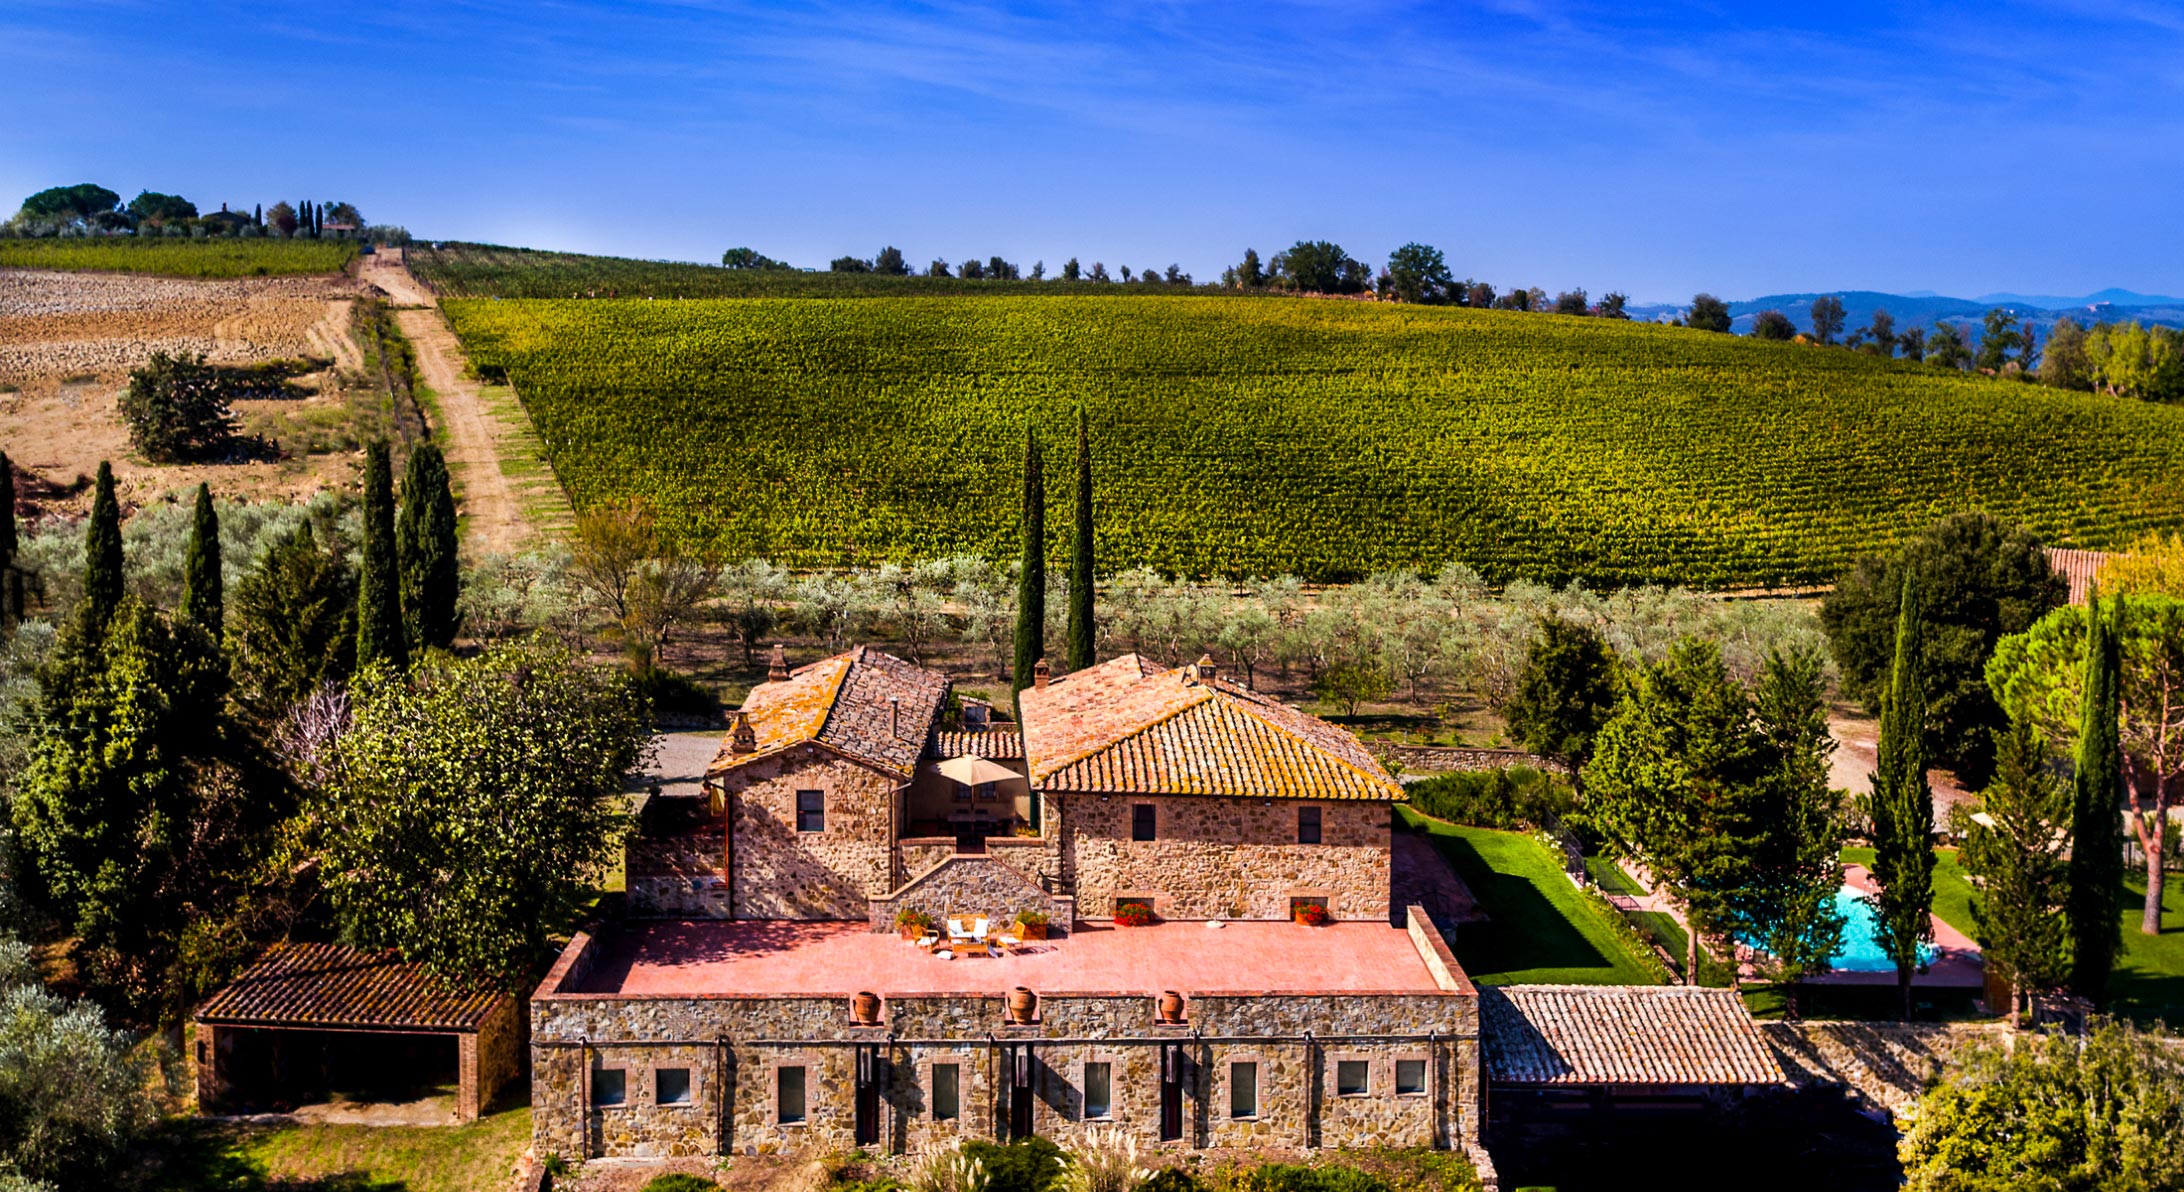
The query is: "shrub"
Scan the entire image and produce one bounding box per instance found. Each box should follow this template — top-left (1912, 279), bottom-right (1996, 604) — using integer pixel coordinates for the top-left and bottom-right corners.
top-left (1295, 902), bottom-right (1331, 926)
top-left (1016, 910), bottom-right (1049, 928)
top-left (1405, 765), bottom-right (1574, 830)
top-left (1113, 902), bottom-right (1155, 928)
top-left (897, 907), bottom-right (936, 931)
top-left (1058, 1128), bottom-right (1150, 1192)
top-left (635, 664), bottom-right (718, 720)
top-left (118, 352), bottom-right (238, 461)
top-left (961, 1137), bottom-right (1065, 1192)
top-left (642, 1176), bottom-right (723, 1192)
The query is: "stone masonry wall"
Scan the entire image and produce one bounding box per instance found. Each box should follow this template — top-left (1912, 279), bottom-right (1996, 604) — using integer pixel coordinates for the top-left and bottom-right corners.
top-left (630, 835), bottom-right (731, 918)
top-left (1761, 1021), bottom-right (2012, 1114)
top-left (729, 746), bottom-right (901, 919)
top-left (866, 854), bottom-right (1063, 933)
top-left (1062, 796), bottom-right (1391, 922)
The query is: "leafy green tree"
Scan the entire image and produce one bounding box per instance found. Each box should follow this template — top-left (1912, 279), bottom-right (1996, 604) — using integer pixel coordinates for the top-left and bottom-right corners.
top-left (1061, 257), bottom-right (1080, 281)
top-left (230, 521), bottom-right (356, 718)
top-left (1584, 639), bottom-right (1767, 981)
top-left (80, 463), bottom-right (123, 639)
top-left (118, 352), bottom-right (238, 462)
top-left (1012, 426), bottom-right (1046, 710)
top-left (125, 190), bottom-right (196, 225)
top-left (1271, 241), bottom-right (1368, 294)
top-left (0, 941), bottom-right (158, 1192)
top-left (1750, 310), bottom-right (1796, 341)
top-left (1975, 308), bottom-right (2026, 374)
top-left (16, 183), bottom-right (120, 223)
top-left (1384, 243), bottom-right (1453, 304)
top-left (396, 442), bottom-right (460, 652)
top-left (720, 247), bottom-right (788, 270)
top-left (1500, 615), bottom-right (1616, 790)
top-left (323, 637), bottom-right (645, 988)
top-left (1899, 1021), bottom-right (2184, 1191)
top-left (1464, 281), bottom-right (1495, 308)
top-left (1866, 577), bottom-right (1935, 1021)
top-left (873, 246), bottom-right (909, 276)
top-left (1926, 321), bottom-right (1972, 369)
top-left (830, 255), bottom-right (872, 274)
top-left (1066, 409), bottom-right (1095, 673)
top-left (355, 440), bottom-right (406, 670)
top-left (1898, 325), bottom-right (1926, 363)
top-left (2039, 316), bottom-right (2094, 390)
top-left (1962, 720), bottom-right (2071, 1021)
top-left (2085, 320), bottom-right (2184, 402)
top-left (1809, 295), bottom-right (1846, 345)
top-left (0, 452), bottom-right (16, 631)
top-left (1739, 647), bottom-right (1847, 1017)
top-left (928, 259), bottom-right (952, 278)
top-left (1687, 293), bottom-right (1732, 333)
top-left (1553, 289), bottom-right (1590, 316)
top-left (1237, 248), bottom-right (1264, 288)
top-left (1861, 308), bottom-right (1897, 357)
top-left (265, 200), bottom-right (296, 237)
top-left (1597, 292), bottom-right (1629, 319)
top-left (179, 482), bottom-right (221, 640)
top-left (1820, 512), bottom-right (2064, 787)
top-left (1314, 660), bottom-right (1391, 717)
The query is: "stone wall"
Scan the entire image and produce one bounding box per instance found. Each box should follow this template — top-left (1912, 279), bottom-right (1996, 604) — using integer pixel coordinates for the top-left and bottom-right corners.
top-left (1061, 795), bottom-right (1392, 922)
top-left (630, 835), bottom-right (731, 918)
top-left (727, 745), bottom-right (902, 919)
top-left (472, 995), bottom-right (527, 1119)
top-left (1376, 746), bottom-right (1565, 776)
top-left (531, 926), bottom-right (1480, 1164)
top-left (866, 854), bottom-right (1063, 933)
top-left (1761, 1020), bottom-right (2011, 1114)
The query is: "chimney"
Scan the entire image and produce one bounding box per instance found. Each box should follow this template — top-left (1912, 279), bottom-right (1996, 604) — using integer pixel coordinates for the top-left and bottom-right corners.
top-left (729, 710), bottom-right (756, 754)
top-left (767, 642), bottom-right (789, 682)
top-left (1033, 658), bottom-right (1051, 690)
top-left (1195, 655), bottom-right (1217, 683)
top-left (890, 696), bottom-right (902, 738)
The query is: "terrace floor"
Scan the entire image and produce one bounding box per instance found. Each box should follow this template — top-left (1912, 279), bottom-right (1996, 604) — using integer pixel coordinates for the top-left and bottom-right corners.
top-left (569, 919), bottom-right (1450, 998)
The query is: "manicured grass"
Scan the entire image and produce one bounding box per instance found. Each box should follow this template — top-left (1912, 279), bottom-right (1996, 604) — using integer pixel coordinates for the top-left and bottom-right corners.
top-left (1840, 845), bottom-right (1976, 936)
top-left (138, 1104), bottom-right (530, 1192)
top-left (1401, 809), bottom-right (1662, 985)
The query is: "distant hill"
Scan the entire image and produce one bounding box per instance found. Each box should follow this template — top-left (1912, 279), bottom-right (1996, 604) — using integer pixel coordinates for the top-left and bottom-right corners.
top-left (1630, 288), bottom-right (2184, 339)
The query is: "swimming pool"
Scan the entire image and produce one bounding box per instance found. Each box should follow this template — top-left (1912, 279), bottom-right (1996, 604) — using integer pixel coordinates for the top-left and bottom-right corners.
top-left (1828, 885), bottom-right (1939, 972)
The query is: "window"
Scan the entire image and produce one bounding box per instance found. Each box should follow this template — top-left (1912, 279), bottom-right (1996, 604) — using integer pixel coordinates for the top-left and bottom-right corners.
top-left (933, 1063), bottom-right (960, 1120)
top-left (1132, 804), bottom-right (1156, 841)
top-left (657, 1067), bottom-right (692, 1105)
top-left (977, 781), bottom-right (997, 802)
top-left (591, 1068), bottom-right (627, 1107)
top-left (1395, 1059), bottom-right (1427, 1096)
top-left (778, 1065), bottom-right (807, 1124)
top-left (1084, 1062), bottom-right (1112, 1119)
top-left (1297, 805), bottom-right (1323, 844)
top-left (1229, 1061), bottom-right (1258, 1119)
top-left (1336, 1060), bottom-right (1370, 1097)
top-left (796, 790), bottom-right (825, 833)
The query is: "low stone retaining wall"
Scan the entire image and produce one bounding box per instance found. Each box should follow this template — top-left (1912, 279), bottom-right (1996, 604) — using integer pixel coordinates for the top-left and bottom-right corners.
top-left (1761, 1020), bottom-right (2011, 1114)
top-left (1379, 746), bottom-right (1567, 776)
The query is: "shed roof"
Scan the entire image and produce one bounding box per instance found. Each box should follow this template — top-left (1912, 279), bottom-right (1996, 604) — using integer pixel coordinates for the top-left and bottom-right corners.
top-left (2045, 547), bottom-right (2109, 607)
top-left (1481, 985), bottom-right (1785, 1087)
top-left (708, 646), bottom-right (950, 780)
top-left (1019, 655), bottom-right (1401, 802)
top-left (932, 728), bottom-right (1025, 761)
top-left (196, 942), bottom-right (504, 1032)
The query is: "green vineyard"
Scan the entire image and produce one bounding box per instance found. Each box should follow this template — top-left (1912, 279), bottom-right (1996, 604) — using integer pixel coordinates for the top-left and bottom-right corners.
top-left (0, 237), bottom-right (358, 277)
top-left (442, 295), bottom-right (2184, 587)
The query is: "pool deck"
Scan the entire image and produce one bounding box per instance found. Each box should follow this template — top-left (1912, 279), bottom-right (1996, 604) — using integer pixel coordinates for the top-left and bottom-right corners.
top-left (1806, 864), bottom-right (1984, 988)
top-left (556, 918), bottom-right (1465, 999)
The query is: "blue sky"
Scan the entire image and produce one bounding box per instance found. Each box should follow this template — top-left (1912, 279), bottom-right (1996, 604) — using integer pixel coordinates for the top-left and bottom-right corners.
top-left (5, 1), bottom-right (2181, 302)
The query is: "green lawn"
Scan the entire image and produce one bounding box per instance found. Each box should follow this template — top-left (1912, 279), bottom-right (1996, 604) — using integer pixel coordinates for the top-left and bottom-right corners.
top-left (135, 1104), bottom-right (530, 1192)
top-left (1402, 809), bottom-right (1662, 985)
top-left (1840, 845), bottom-right (1977, 936)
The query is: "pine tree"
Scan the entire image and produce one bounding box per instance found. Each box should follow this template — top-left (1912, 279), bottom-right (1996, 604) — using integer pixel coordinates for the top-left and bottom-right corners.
top-left (356, 440), bottom-right (407, 669)
top-left (179, 482), bottom-right (223, 640)
top-left (81, 461), bottom-right (124, 639)
top-left (0, 451), bottom-right (16, 630)
top-left (1012, 425), bottom-right (1045, 711)
top-left (1066, 408), bottom-right (1095, 673)
top-left (2068, 595), bottom-right (2125, 1002)
top-left (1869, 577), bottom-right (1936, 1021)
top-left (1965, 719), bottom-right (2072, 1022)
top-left (397, 443), bottom-right (461, 652)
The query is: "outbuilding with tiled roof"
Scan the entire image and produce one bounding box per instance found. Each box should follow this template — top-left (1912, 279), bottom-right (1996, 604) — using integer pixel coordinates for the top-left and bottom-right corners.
top-left (1481, 984), bottom-right (1784, 1088)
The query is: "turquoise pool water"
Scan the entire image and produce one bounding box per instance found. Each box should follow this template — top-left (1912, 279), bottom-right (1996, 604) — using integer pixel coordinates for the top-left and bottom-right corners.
top-left (1829, 885), bottom-right (1939, 971)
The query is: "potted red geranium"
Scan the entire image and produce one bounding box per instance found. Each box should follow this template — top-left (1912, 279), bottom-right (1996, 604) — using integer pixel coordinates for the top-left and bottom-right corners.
top-left (1114, 902), bottom-right (1155, 928)
top-left (1294, 902), bottom-right (1331, 927)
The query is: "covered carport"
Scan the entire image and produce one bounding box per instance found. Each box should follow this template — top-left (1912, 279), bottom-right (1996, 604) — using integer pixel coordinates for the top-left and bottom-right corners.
top-left (195, 942), bottom-right (523, 1122)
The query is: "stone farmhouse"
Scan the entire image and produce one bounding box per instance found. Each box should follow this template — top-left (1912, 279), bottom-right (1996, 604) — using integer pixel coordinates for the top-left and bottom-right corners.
top-left (531, 646), bottom-right (1783, 1179)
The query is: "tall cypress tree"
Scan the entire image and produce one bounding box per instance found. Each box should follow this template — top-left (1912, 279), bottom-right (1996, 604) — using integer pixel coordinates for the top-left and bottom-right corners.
top-left (179, 482), bottom-right (222, 640)
top-left (1869, 576), bottom-right (1936, 1022)
top-left (2068, 595), bottom-right (2125, 1002)
top-left (1012, 424), bottom-right (1045, 711)
top-left (81, 461), bottom-right (125, 638)
top-left (1066, 408), bottom-right (1095, 673)
top-left (397, 442), bottom-right (461, 651)
top-left (0, 451), bottom-right (17, 630)
top-left (356, 440), bottom-right (407, 670)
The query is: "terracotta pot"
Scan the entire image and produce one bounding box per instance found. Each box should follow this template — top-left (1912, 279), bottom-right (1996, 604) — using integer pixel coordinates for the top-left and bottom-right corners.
top-left (1020, 921), bottom-right (1048, 940)
top-left (1158, 990), bottom-right (1185, 1022)
top-left (1007, 986), bottom-right (1038, 1023)
top-left (852, 991), bottom-right (882, 1024)
top-left (899, 925), bottom-right (921, 941)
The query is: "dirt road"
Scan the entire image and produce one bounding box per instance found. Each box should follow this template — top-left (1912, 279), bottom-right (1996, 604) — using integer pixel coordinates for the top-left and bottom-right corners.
top-left (361, 248), bottom-right (546, 557)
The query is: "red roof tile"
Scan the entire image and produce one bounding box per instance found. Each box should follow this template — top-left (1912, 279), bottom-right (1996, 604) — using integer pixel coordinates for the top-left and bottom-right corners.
top-left (1482, 985), bottom-right (1784, 1086)
top-left (196, 942), bottom-right (504, 1032)
top-left (710, 646), bottom-right (950, 780)
top-left (932, 728), bottom-right (1025, 760)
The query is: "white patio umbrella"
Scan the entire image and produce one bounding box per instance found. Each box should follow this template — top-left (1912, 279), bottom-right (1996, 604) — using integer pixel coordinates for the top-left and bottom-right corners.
top-left (933, 756), bottom-right (1019, 787)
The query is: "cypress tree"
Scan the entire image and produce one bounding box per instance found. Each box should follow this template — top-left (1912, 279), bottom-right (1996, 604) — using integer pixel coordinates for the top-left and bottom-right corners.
top-left (179, 482), bottom-right (222, 640)
top-left (253, 203), bottom-right (262, 228)
top-left (1868, 576), bottom-right (1936, 1022)
top-left (81, 461), bottom-right (124, 638)
top-left (0, 451), bottom-right (16, 629)
top-left (2068, 595), bottom-right (2125, 1002)
top-left (397, 442), bottom-right (461, 651)
top-left (1012, 424), bottom-right (1045, 712)
top-left (356, 440), bottom-right (407, 669)
top-left (1066, 408), bottom-right (1095, 673)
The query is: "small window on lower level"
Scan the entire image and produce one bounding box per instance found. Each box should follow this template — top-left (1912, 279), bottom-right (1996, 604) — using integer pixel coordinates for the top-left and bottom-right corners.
top-left (778, 1065), bottom-right (807, 1123)
top-left (933, 1062), bottom-right (961, 1120)
top-left (591, 1068), bottom-right (627, 1106)
top-left (1395, 1059), bottom-right (1427, 1096)
top-left (1336, 1060), bottom-right (1370, 1097)
top-left (657, 1067), bottom-right (692, 1105)
top-left (1229, 1061), bottom-right (1259, 1119)
top-left (1084, 1061), bottom-right (1112, 1119)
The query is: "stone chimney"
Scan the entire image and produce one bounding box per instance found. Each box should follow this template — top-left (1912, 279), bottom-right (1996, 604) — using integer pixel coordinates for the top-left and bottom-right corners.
top-left (890, 696), bottom-right (902, 738)
top-left (729, 710), bottom-right (756, 754)
top-left (962, 698), bottom-right (991, 729)
top-left (1195, 655), bottom-right (1218, 683)
top-left (768, 642), bottom-right (790, 682)
top-left (1033, 658), bottom-right (1051, 690)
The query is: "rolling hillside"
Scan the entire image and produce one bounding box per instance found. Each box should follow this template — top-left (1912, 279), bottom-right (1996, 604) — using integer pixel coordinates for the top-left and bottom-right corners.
top-left (442, 294), bottom-right (2184, 587)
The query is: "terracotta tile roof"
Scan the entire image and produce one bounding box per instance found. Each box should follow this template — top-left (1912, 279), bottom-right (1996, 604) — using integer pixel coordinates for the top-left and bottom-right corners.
top-left (709, 646), bottom-right (950, 780)
top-left (1481, 985), bottom-right (1785, 1087)
top-left (1019, 655), bottom-right (1401, 802)
top-left (932, 728), bottom-right (1025, 760)
top-left (2046, 547), bottom-right (2110, 606)
top-left (196, 942), bottom-right (503, 1032)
